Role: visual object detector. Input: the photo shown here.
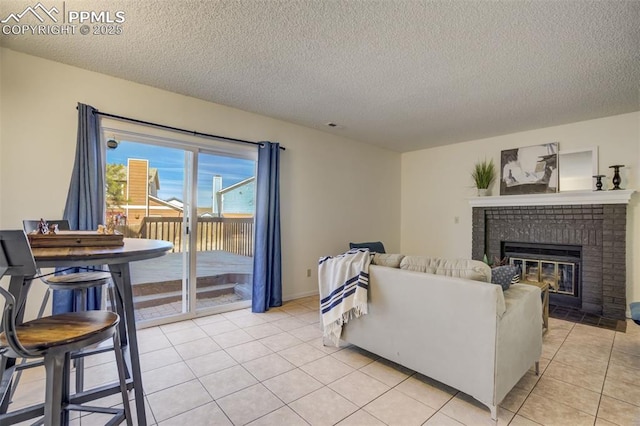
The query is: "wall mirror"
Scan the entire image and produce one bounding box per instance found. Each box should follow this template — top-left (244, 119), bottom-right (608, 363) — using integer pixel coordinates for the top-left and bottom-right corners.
top-left (558, 147), bottom-right (598, 191)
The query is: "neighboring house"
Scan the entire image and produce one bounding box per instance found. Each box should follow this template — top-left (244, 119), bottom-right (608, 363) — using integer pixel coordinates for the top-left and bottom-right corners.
top-left (213, 177), bottom-right (255, 218)
top-left (110, 159), bottom-right (183, 228)
top-left (109, 160), bottom-right (255, 228)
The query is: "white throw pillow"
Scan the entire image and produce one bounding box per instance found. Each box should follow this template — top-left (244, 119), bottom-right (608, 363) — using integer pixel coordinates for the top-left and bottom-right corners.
top-left (372, 253), bottom-right (405, 268)
top-left (399, 256), bottom-right (491, 282)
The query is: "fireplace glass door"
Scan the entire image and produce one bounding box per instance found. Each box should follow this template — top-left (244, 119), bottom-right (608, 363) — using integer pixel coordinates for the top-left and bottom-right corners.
top-left (510, 258), bottom-right (576, 296)
top-left (557, 262), bottom-right (575, 295)
top-left (541, 262), bottom-right (558, 290)
top-left (523, 260), bottom-right (539, 282)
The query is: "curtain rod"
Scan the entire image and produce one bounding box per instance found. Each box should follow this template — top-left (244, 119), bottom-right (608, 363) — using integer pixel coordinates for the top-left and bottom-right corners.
top-left (86, 109), bottom-right (285, 150)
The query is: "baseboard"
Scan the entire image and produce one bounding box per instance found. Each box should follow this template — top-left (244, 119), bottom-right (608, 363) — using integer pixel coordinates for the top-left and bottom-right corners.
top-left (283, 289), bottom-right (319, 302)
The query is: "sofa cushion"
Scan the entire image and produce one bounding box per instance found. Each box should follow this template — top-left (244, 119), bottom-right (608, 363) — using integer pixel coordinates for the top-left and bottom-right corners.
top-left (349, 241), bottom-right (386, 253)
top-left (372, 253), bottom-right (405, 268)
top-left (399, 256), bottom-right (491, 282)
top-left (501, 283), bottom-right (534, 317)
top-left (491, 265), bottom-right (520, 291)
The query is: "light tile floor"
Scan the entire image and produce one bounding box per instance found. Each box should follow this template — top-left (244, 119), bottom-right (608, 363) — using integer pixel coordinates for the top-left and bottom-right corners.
top-left (8, 296), bottom-right (640, 425)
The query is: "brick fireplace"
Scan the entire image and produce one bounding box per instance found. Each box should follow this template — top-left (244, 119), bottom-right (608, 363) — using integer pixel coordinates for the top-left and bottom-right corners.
top-left (470, 191), bottom-right (633, 320)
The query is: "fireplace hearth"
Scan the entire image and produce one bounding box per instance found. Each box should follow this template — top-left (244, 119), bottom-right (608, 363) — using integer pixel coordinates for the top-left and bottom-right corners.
top-left (472, 202), bottom-right (628, 320)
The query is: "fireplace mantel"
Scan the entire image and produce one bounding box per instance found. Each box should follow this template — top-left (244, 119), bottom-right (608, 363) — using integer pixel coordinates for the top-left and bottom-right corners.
top-left (468, 189), bottom-right (635, 208)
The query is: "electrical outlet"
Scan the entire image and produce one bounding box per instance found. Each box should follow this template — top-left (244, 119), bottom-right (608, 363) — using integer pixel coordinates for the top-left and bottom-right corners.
top-left (306, 268), bottom-right (311, 277)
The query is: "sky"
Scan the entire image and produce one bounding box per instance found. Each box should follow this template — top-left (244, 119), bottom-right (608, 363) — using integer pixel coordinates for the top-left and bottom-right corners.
top-left (106, 140), bottom-right (256, 208)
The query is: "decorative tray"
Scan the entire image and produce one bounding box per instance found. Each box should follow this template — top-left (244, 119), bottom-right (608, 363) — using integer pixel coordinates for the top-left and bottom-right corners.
top-left (27, 231), bottom-right (124, 248)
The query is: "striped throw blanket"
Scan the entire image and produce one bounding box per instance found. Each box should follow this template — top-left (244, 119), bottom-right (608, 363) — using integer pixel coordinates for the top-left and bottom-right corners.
top-left (318, 249), bottom-right (371, 346)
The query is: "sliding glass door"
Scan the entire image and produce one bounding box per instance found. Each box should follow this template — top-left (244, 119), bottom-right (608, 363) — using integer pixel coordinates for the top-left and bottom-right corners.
top-left (106, 141), bottom-right (191, 324)
top-left (104, 129), bottom-right (256, 326)
top-left (193, 151), bottom-right (256, 314)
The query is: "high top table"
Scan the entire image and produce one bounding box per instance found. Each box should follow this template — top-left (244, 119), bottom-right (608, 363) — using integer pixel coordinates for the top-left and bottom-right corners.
top-left (2, 238), bottom-right (172, 425)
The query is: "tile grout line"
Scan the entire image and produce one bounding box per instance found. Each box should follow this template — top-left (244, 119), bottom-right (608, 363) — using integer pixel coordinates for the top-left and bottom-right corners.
top-left (592, 331), bottom-right (616, 426)
top-left (511, 321), bottom-right (573, 425)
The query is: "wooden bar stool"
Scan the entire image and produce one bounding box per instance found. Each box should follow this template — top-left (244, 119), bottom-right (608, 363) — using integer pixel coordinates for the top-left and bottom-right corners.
top-left (23, 220), bottom-right (116, 394)
top-left (0, 230), bottom-right (132, 426)
top-left (22, 220), bottom-right (115, 316)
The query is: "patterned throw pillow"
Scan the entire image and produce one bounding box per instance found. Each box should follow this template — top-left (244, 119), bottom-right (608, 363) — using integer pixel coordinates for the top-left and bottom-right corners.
top-left (491, 265), bottom-right (520, 291)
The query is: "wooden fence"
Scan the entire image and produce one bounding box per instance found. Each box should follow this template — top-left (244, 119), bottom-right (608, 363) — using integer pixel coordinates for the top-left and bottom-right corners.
top-left (133, 217), bottom-right (254, 256)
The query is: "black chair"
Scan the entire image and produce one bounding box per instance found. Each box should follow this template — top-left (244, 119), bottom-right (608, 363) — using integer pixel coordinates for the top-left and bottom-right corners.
top-left (0, 230), bottom-right (132, 426)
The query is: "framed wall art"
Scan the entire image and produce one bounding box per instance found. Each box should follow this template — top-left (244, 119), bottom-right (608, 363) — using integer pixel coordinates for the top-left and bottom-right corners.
top-left (500, 142), bottom-right (558, 195)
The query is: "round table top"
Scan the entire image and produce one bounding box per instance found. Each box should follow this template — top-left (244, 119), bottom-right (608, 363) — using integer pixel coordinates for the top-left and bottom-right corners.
top-left (32, 238), bottom-right (173, 268)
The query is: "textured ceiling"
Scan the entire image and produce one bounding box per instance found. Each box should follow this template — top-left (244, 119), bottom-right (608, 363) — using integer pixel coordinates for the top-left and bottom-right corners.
top-left (1, 0), bottom-right (639, 152)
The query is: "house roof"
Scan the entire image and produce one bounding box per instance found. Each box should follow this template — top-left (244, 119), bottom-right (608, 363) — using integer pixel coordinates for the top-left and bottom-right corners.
top-left (2, 1), bottom-right (638, 152)
top-left (219, 177), bottom-right (255, 195)
top-left (149, 195), bottom-right (182, 211)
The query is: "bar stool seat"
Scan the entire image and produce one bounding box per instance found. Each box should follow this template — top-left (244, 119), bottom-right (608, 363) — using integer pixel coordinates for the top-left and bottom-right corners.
top-left (46, 271), bottom-right (112, 289)
top-left (0, 289), bottom-right (132, 426)
top-left (7, 269), bottom-right (113, 399)
top-left (0, 311), bottom-right (119, 355)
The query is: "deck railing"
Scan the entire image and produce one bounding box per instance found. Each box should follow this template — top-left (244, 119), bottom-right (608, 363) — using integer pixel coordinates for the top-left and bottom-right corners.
top-left (133, 217), bottom-right (254, 257)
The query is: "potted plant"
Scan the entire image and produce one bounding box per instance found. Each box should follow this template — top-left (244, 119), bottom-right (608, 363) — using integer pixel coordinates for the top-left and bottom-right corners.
top-left (472, 159), bottom-right (495, 196)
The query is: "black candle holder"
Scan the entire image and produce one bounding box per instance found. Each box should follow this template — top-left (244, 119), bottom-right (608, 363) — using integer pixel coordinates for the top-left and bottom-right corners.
top-left (593, 175), bottom-right (606, 191)
top-left (609, 165), bottom-right (625, 190)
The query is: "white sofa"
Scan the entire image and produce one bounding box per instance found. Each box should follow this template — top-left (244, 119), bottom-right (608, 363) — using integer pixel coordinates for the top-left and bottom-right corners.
top-left (340, 256), bottom-right (542, 420)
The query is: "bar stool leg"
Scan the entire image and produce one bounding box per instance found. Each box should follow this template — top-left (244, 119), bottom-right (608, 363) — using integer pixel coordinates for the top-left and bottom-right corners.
top-left (62, 352), bottom-right (71, 426)
top-left (74, 288), bottom-right (87, 394)
top-left (113, 330), bottom-right (133, 426)
top-left (44, 353), bottom-right (66, 426)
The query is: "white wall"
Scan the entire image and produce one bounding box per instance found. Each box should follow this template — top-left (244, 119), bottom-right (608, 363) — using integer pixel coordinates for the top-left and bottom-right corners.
top-left (401, 112), bottom-right (640, 313)
top-left (0, 48), bottom-right (401, 314)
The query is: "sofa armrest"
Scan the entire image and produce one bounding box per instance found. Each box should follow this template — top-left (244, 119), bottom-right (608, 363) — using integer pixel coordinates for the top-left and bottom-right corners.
top-left (494, 283), bottom-right (543, 403)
